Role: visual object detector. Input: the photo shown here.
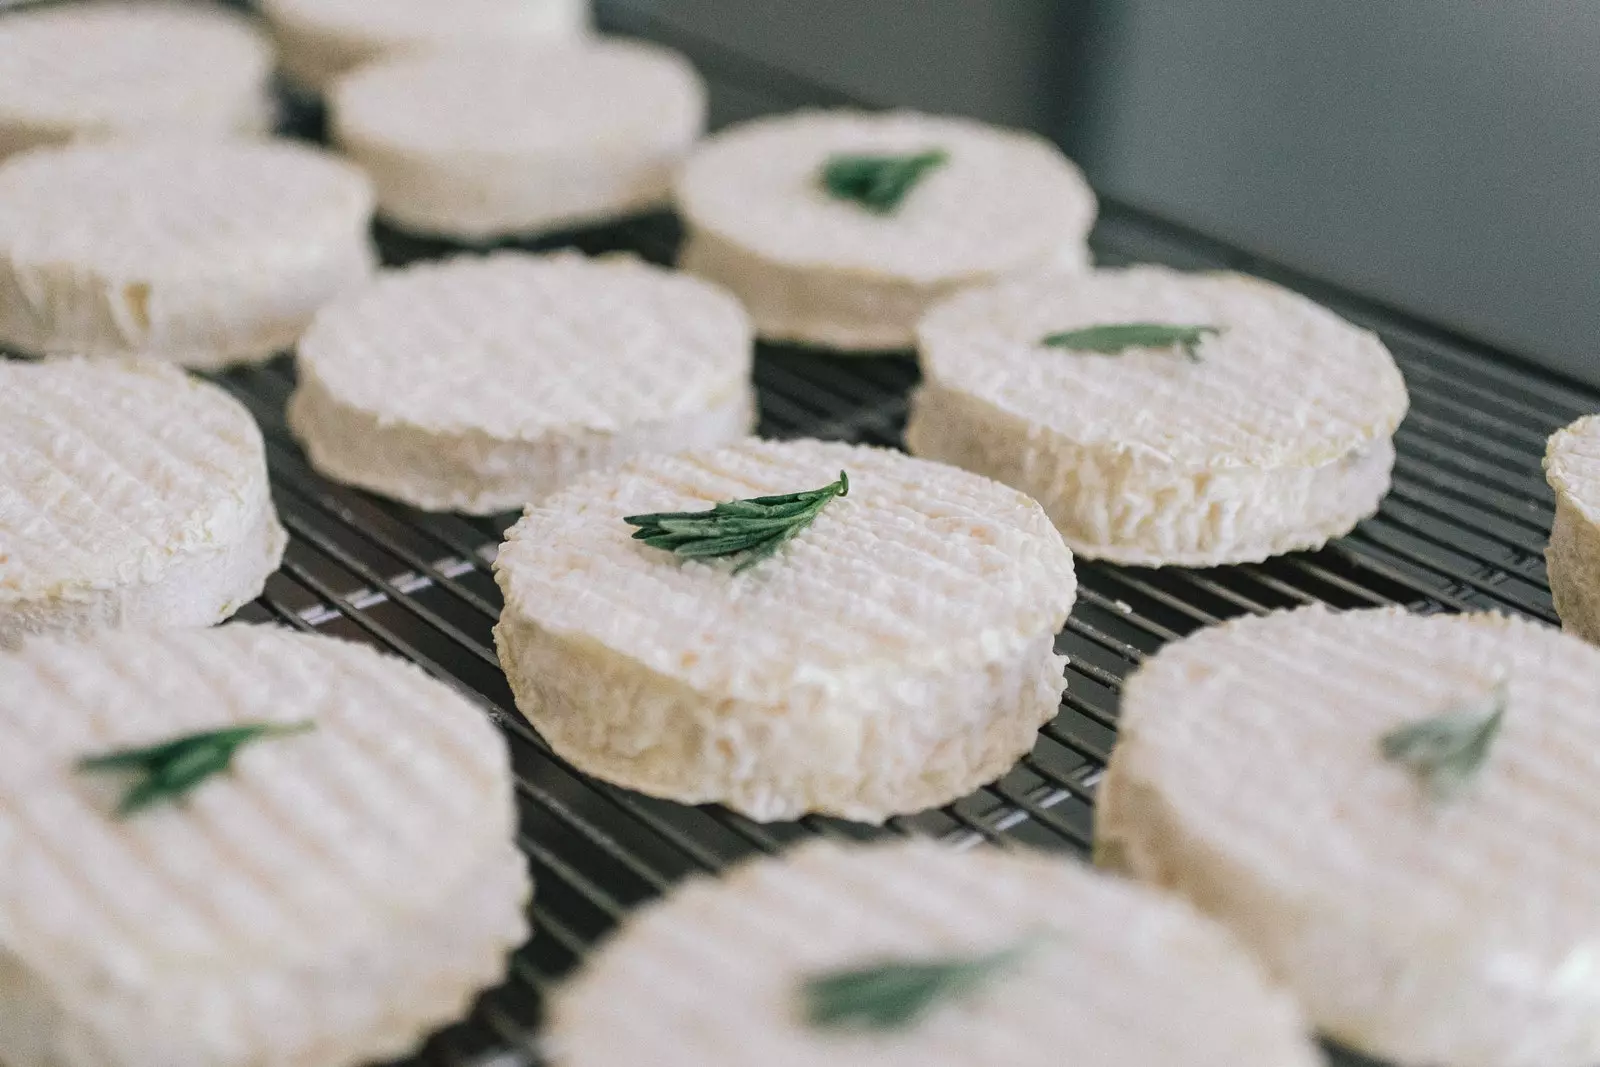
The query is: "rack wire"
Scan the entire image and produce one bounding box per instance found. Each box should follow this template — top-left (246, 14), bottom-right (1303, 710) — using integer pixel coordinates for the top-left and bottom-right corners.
top-left (7, 6), bottom-right (1595, 1066)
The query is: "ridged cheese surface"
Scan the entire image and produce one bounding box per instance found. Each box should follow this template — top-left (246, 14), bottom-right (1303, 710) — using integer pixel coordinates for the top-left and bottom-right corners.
top-left (548, 840), bottom-right (1323, 1067)
top-left (0, 625), bottom-right (528, 1067)
top-left (0, 358), bottom-right (283, 649)
top-left (263, 0), bottom-right (590, 93)
top-left (0, 140), bottom-right (375, 367)
top-left (1544, 415), bottom-right (1600, 644)
top-left (0, 2), bottom-right (275, 160)
top-left (675, 110), bottom-right (1095, 350)
top-left (332, 42), bottom-right (704, 238)
top-left (1099, 605), bottom-right (1600, 1067)
top-left (908, 266), bottom-right (1409, 564)
top-left (289, 252), bottom-right (755, 513)
top-left (494, 439), bottom-right (1077, 821)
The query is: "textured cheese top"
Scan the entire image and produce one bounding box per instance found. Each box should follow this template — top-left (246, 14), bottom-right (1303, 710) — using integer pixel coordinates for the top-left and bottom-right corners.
top-left (0, 624), bottom-right (515, 979)
top-left (0, 139), bottom-right (374, 281)
top-left (675, 110), bottom-right (1096, 283)
top-left (263, 0), bottom-right (587, 49)
top-left (296, 252), bottom-right (752, 437)
top-left (0, 2), bottom-right (273, 139)
top-left (496, 439), bottom-right (1078, 705)
top-left (918, 266), bottom-right (1410, 469)
top-left (1117, 605), bottom-right (1600, 969)
top-left (332, 40), bottom-right (704, 156)
top-left (548, 840), bottom-right (1321, 1067)
top-left (0, 359), bottom-right (270, 602)
top-left (1545, 414), bottom-right (1600, 521)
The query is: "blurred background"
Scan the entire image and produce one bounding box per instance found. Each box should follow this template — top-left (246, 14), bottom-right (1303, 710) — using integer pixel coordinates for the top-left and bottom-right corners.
top-left (606, 0), bottom-right (1600, 385)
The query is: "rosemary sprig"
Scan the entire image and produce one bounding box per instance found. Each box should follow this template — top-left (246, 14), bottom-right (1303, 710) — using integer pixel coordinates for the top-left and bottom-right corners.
top-left (1040, 323), bottom-right (1220, 363)
top-left (625, 472), bottom-right (848, 574)
top-left (78, 721), bottom-right (315, 816)
top-left (1379, 681), bottom-right (1508, 800)
top-left (819, 150), bottom-right (949, 214)
top-left (802, 942), bottom-right (1028, 1031)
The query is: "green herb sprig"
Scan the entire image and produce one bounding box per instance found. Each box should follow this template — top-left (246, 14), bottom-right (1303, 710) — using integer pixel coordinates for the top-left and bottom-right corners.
top-left (625, 472), bottom-right (848, 574)
top-left (1041, 323), bottom-right (1220, 363)
top-left (802, 942), bottom-right (1028, 1031)
top-left (820, 150), bottom-right (949, 214)
top-left (78, 721), bottom-right (315, 817)
top-left (1379, 681), bottom-right (1508, 800)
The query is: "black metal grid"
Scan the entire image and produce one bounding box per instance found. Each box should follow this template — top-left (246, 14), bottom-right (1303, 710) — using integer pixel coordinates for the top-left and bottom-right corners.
top-left (14, 8), bottom-right (1598, 1066)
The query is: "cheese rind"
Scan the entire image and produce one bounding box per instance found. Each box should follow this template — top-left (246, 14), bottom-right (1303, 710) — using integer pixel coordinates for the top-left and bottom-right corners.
top-left (263, 0), bottom-right (590, 94)
top-left (0, 358), bottom-right (284, 649)
top-left (332, 41), bottom-right (705, 239)
top-left (0, 2), bottom-right (275, 161)
top-left (1099, 605), bottom-right (1600, 1067)
top-left (674, 110), bottom-right (1095, 352)
top-left (547, 839), bottom-right (1324, 1067)
top-left (0, 625), bottom-right (530, 1067)
top-left (288, 252), bottom-right (756, 514)
top-left (0, 140), bottom-right (376, 368)
top-left (908, 266), bottom-right (1409, 564)
top-left (1544, 415), bottom-right (1600, 644)
top-left (493, 438), bottom-right (1077, 822)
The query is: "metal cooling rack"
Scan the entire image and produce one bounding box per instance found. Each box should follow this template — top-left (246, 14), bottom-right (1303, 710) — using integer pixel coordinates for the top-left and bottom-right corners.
top-left (10, 6), bottom-right (1591, 1065)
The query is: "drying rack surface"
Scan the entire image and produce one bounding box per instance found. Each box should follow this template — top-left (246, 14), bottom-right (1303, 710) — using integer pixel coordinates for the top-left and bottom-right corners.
top-left (15, 6), bottom-right (1599, 1066)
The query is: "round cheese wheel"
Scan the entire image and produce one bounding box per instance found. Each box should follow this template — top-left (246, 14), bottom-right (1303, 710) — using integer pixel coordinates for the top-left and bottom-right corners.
top-left (0, 624), bottom-right (529, 1067)
top-left (288, 251), bottom-right (755, 514)
top-left (1544, 415), bottom-right (1600, 644)
top-left (908, 266), bottom-right (1410, 565)
top-left (547, 839), bottom-right (1323, 1067)
top-left (331, 41), bottom-right (705, 239)
top-left (675, 109), bottom-right (1095, 352)
top-left (0, 1), bottom-right (275, 161)
top-left (0, 140), bottom-right (375, 368)
top-left (0, 358), bottom-right (284, 650)
top-left (493, 438), bottom-right (1077, 822)
top-left (1099, 604), bottom-right (1600, 1067)
top-left (263, 0), bottom-right (590, 94)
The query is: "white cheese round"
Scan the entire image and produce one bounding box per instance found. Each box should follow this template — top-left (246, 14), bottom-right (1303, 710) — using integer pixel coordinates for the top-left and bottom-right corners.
top-left (1544, 415), bottom-right (1600, 644)
top-left (0, 139), bottom-right (376, 368)
top-left (0, 624), bottom-right (529, 1067)
top-left (493, 438), bottom-right (1077, 822)
top-left (331, 41), bottom-right (706, 239)
top-left (288, 251), bottom-right (755, 514)
top-left (1099, 604), bottom-right (1600, 1067)
top-left (547, 839), bottom-right (1323, 1067)
top-left (0, 1), bottom-right (275, 161)
top-left (0, 358), bottom-right (285, 650)
top-left (263, 0), bottom-right (591, 94)
top-left (674, 109), bottom-right (1095, 352)
top-left (908, 266), bottom-right (1410, 565)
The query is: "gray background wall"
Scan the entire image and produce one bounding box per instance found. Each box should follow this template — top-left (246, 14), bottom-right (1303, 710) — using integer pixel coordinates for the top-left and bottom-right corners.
top-left (606, 0), bottom-right (1600, 384)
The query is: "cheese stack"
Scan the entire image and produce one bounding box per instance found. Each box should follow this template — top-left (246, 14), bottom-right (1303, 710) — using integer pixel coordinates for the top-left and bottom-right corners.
top-left (675, 110), bottom-right (1095, 352)
top-left (548, 839), bottom-right (1324, 1067)
top-left (909, 266), bottom-right (1409, 565)
top-left (1544, 414), bottom-right (1600, 644)
top-left (0, 2), bottom-right (276, 161)
top-left (0, 625), bottom-right (530, 1067)
top-left (494, 438), bottom-right (1077, 822)
top-left (0, 140), bottom-right (375, 368)
top-left (289, 251), bottom-right (755, 513)
top-left (0, 359), bottom-right (284, 650)
top-left (332, 41), bottom-right (705, 240)
top-left (1099, 604), bottom-right (1600, 1067)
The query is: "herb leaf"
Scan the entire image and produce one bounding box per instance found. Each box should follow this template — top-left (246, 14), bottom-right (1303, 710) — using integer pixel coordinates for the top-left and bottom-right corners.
top-left (1040, 323), bottom-right (1220, 363)
top-left (1379, 681), bottom-right (1508, 799)
top-left (820, 151), bottom-right (949, 214)
top-left (625, 471), bottom-right (848, 574)
top-left (78, 721), bottom-right (315, 816)
top-left (802, 943), bottom-right (1027, 1031)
